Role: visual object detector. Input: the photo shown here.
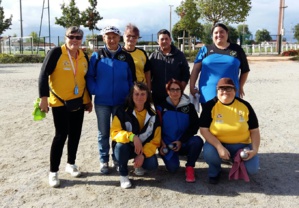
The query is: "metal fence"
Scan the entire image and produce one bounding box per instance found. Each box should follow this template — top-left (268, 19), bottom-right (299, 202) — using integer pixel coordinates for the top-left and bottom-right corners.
top-left (1, 36), bottom-right (298, 56)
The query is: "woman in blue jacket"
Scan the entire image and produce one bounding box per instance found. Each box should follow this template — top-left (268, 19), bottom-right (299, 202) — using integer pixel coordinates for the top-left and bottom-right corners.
top-left (86, 26), bottom-right (136, 174)
top-left (157, 79), bottom-right (203, 183)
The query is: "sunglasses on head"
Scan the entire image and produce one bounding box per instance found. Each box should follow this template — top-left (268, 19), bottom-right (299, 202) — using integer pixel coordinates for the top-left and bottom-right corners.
top-left (66, 35), bottom-right (83, 40)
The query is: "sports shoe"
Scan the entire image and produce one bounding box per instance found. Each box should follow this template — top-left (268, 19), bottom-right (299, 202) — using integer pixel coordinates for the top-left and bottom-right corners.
top-left (209, 172), bottom-right (221, 184)
top-left (134, 167), bottom-right (145, 176)
top-left (49, 172), bottom-right (60, 188)
top-left (65, 163), bottom-right (81, 177)
top-left (120, 176), bottom-right (131, 189)
top-left (185, 166), bottom-right (195, 183)
top-left (100, 162), bottom-right (109, 174)
top-left (112, 160), bottom-right (119, 172)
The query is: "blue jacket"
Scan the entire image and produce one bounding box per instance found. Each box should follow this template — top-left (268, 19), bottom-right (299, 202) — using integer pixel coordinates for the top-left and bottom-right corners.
top-left (157, 95), bottom-right (200, 160)
top-left (86, 45), bottom-right (136, 106)
top-left (158, 95), bottom-right (199, 144)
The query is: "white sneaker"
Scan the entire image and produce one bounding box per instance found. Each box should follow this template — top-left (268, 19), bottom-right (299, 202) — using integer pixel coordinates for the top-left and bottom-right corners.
top-left (49, 172), bottom-right (60, 188)
top-left (112, 160), bottom-right (119, 172)
top-left (65, 163), bottom-right (81, 177)
top-left (100, 162), bottom-right (109, 174)
top-left (120, 176), bottom-right (131, 189)
top-left (134, 167), bottom-right (145, 176)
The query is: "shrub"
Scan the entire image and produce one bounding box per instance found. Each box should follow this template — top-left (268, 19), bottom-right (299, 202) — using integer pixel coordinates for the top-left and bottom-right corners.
top-left (281, 49), bottom-right (299, 56)
top-left (0, 54), bottom-right (45, 63)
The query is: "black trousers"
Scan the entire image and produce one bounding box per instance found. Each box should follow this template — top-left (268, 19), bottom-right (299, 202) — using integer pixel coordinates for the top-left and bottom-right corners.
top-left (50, 106), bottom-right (84, 172)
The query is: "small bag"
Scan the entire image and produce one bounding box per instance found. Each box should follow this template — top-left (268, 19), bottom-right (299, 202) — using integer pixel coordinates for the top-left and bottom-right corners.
top-left (51, 88), bottom-right (85, 112)
top-left (64, 97), bottom-right (83, 112)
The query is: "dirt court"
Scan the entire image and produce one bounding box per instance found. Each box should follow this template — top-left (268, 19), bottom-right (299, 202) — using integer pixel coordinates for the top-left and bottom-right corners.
top-left (0, 60), bottom-right (298, 208)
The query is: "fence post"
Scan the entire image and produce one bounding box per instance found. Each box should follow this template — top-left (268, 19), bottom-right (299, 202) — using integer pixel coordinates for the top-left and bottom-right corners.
top-left (278, 35), bottom-right (282, 54)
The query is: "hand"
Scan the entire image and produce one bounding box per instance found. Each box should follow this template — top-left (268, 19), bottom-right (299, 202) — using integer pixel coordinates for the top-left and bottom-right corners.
top-left (242, 149), bottom-right (258, 161)
top-left (239, 87), bottom-right (245, 98)
top-left (216, 145), bottom-right (231, 160)
top-left (159, 144), bottom-right (167, 156)
top-left (133, 135), bottom-right (143, 155)
top-left (39, 97), bottom-right (49, 113)
top-left (172, 141), bottom-right (182, 152)
top-left (85, 102), bottom-right (93, 113)
top-left (133, 154), bottom-right (144, 168)
top-left (190, 87), bottom-right (199, 97)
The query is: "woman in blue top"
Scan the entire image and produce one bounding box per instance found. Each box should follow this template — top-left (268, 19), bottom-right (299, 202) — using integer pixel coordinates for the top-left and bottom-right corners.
top-left (189, 23), bottom-right (250, 103)
top-left (157, 79), bottom-right (203, 183)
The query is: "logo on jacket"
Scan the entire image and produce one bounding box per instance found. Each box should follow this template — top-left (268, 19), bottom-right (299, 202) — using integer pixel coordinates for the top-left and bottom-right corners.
top-left (181, 106), bottom-right (189, 113)
top-left (230, 50), bottom-right (237, 57)
top-left (118, 54), bottom-right (126, 61)
top-left (238, 110), bottom-right (245, 122)
top-left (215, 114), bottom-right (223, 123)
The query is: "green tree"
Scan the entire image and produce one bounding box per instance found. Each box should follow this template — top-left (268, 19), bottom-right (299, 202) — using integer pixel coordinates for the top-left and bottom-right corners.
top-left (227, 25), bottom-right (238, 44)
top-left (26, 31), bottom-right (44, 43)
top-left (172, 22), bottom-right (203, 43)
top-left (197, 0), bottom-right (251, 25)
top-left (55, 0), bottom-right (82, 28)
top-left (237, 24), bottom-right (252, 44)
top-left (81, 0), bottom-right (102, 33)
top-left (255, 29), bottom-right (272, 43)
top-left (175, 0), bottom-right (202, 51)
top-left (294, 23), bottom-right (299, 43)
top-left (200, 23), bottom-right (213, 44)
top-left (0, 0), bottom-right (13, 35)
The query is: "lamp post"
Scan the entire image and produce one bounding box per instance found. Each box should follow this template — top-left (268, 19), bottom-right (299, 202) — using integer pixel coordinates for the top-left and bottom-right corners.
top-left (277, 0), bottom-right (287, 54)
top-left (169, 5), bottom-right (173, 38)
top-left (19, 0), bottom-right (23, 53)
top-left (47, 0), bottom-right (51, 49)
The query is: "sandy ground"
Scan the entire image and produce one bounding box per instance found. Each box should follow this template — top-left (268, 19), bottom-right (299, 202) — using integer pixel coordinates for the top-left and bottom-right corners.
top-left (0, 60), bottom-right (299, 208)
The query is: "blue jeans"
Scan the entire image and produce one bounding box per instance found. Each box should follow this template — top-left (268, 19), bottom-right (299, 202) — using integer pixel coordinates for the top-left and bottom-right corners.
top-left (203, 142), bottom-right (259, 177)
top-left (95, 105), bottom-right (119, 163)
top-left (162, 136), bottom-right (203, 173)
top-left (114, 142), bottom-right (158, 176)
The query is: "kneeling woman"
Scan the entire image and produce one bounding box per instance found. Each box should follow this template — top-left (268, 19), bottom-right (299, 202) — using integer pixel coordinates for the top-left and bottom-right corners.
top-left (158, 79), bottom-right (203, 183)
top-left (200, 78), bottom-right (260, 184)
top-left (110, 82), bottom-right (161, 189)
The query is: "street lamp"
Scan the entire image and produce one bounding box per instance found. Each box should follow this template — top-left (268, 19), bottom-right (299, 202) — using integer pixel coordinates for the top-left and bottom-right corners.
top-left (169, 5), bottom-right (173, 38)
top-left (19, 0), bottom-right (23, 53)
top-left (276, 0), bottom-right (287, 54)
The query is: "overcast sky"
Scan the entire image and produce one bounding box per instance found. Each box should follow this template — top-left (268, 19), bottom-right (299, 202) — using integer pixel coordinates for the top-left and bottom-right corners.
top-left (1, 0), bottom-right (299, 42)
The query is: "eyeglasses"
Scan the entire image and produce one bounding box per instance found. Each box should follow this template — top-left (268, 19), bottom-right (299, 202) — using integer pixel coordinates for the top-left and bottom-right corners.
top-left (66, 35), bottom-right (83, 40)
top-left (217, 86), bottom-right (234, 92)
top-left (126, 35), bottom-right (138, 40)
top-left (169, 88), bottom-right (181, 93)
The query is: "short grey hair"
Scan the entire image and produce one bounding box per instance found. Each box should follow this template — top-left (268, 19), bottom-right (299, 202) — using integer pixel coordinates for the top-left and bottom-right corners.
top-left (65, 26), bottom-right (84, 37)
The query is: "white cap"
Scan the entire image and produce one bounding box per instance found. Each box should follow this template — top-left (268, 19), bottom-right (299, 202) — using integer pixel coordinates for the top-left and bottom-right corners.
top-left (102, 26), bottom-right (121, 36)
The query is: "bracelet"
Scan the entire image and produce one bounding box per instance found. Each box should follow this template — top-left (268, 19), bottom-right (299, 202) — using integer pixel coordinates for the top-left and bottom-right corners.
top-left (129, 134), bottom-right (135, 142)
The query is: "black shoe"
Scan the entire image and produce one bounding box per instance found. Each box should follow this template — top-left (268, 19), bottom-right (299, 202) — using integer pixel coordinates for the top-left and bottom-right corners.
top-left (209, 172), bottom-right (221, 184)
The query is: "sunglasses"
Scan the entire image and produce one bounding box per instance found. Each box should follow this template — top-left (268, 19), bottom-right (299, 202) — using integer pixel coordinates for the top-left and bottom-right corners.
top-left (169, 88), bottom-right (181, 93)
top-left (66, 35), bottom-right (83, 40)
top-left (126, 35), bottom-right (138, 40)
top-left (217, 86), bottom-right (235, 92)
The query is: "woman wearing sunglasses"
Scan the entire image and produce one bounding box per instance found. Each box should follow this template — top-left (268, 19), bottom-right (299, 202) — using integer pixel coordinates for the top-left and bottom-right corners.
top-left (199, 78), bottom-right (260, 184)
top-left (157, 79), bottom-right (203, 183)
top-left (38, 26), bottom-right (92, 188)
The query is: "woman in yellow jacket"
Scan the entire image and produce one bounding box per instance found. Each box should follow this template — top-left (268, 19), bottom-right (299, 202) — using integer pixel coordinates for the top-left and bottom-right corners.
top-left (110, 82), bottom-right (161, 189)
top-left (38, 26), bottom-right (92, 188)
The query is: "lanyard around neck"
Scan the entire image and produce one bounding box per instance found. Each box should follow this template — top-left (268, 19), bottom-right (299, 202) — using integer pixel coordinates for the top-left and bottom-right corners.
top-left (67, 49), bottom-right (78, 77)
